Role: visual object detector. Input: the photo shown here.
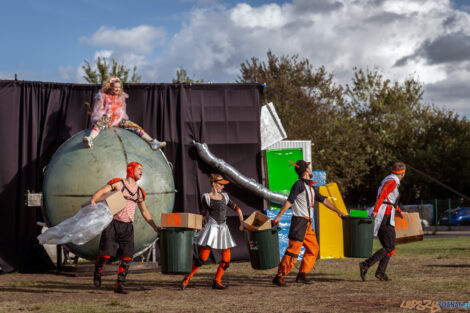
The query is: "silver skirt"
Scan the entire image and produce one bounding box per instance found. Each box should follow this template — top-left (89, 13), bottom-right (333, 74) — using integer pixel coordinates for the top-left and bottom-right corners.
top-left (195, 217), bottom-right (236, 249)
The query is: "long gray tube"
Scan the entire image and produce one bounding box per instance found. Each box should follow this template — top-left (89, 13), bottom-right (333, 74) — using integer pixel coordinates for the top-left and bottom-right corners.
top-left (193, 141), bottom-right (288, 204)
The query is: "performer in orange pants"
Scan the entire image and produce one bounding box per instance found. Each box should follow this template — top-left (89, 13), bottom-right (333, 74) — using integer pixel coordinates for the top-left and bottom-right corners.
top-left (277, 219), bottom-right (319, 278)
top-left (272, 160), bottom-right (344, 286)
top-left (181, 174), bottom-right (244, 290)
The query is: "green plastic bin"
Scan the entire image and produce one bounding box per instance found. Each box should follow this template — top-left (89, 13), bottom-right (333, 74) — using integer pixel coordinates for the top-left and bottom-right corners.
top-left (244, 226), bottom-right (281, 270)
top-left (342, 216), bottom-right (374, 258)
top-left (159, 228), bottom-right (194, 274)
top-left (349, 209), bottom-right (369, 217)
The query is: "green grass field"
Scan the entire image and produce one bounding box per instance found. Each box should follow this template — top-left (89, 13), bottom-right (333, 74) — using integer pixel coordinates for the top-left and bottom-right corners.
top-left (0, 236), bottom-right (469, 313)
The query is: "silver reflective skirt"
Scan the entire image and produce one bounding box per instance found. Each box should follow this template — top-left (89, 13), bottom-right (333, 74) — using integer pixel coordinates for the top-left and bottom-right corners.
top-left (195, 217), bottom-right (236, 249)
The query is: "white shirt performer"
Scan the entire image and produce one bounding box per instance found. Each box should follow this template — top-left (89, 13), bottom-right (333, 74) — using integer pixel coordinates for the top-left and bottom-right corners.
top-left (272, 160), bottom-right (344, 287)
top-left (359, 162), bottom-right (406, 282)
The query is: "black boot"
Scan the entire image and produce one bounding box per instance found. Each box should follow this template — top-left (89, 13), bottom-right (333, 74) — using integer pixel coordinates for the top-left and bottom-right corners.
top-left (212, 280), bottom-right (228, 290)
top-left (375, 273), bottom-right (392, 281)
top-left (272, 275), bottom-right (287, 287)
top-left (295, 272), bottom-right (313, 284)
top-left (359, 262), bottom-right (368, 281)
top-left (114, 258), bottom-right (131, 294)
top-left (114, 281), bottom-right (129, 294)
top-left (93, 256), bottom-right (108, 288)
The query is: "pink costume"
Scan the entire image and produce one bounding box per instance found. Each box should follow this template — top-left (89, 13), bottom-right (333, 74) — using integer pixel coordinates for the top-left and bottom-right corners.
top-left (91, 91), bottom-right (129, 127)
top-left (90, 91), bottom-right (145, 137)
top-left (84, 87), bottom-right (165, 150)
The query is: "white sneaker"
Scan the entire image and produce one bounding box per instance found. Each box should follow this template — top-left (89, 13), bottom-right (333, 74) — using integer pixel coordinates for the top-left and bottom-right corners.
top-left (83, 136), bottom-right (93, 148)
top-left (150, 139), bottom-right (166, 150)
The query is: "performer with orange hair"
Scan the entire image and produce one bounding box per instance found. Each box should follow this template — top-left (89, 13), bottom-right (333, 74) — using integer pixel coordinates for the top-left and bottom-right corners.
top-left (83, 76), bottom-right (165, 150)
top-left (180, 173), bottom-right (244, 290)
top-left (90, 162), bottom-right (160, 294)
top-left (359, 162), bottom-right (406, 282)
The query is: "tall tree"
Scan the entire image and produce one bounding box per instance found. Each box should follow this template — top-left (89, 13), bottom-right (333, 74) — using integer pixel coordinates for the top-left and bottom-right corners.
top-left (172, 67), bottom-right (204, 83)
top-left (82, 57), bottom-right (142, 84)
top-left (345, 68), bottom-right (470, 204)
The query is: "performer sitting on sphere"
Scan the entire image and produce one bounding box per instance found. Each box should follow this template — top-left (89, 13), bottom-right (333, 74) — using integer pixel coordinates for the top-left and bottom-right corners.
top-left (91, 162), bottom-right (160, 294)
top-left (83, 76), bottom-right (165, 150)
top-left (272, 160), bottom-right (345, 287)
top-left (180, 174), bottom-right (245, 290)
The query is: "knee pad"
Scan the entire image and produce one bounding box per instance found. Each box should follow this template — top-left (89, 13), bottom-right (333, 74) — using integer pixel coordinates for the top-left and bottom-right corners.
top-left (97, 255), bottom-right (110, 265)
top-left (119, 258), bottom-right (132, 271)
top-left (220, 262), bottom-right (230, 270)
top-left (195, 256), bottom-right (206, 267)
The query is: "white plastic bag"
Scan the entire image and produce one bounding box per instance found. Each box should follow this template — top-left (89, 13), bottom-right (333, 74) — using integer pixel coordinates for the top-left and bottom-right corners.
top-left (38, 202), bottom-right (113, 245)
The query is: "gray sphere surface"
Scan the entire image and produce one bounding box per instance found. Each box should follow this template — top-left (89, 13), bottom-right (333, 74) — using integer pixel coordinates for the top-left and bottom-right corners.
top-left (43, 128), bottom-right (175, 259)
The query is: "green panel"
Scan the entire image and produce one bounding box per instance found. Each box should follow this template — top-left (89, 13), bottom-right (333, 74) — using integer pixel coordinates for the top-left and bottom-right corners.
top-left (266, 148), bottom-right (304, 210)
top-left (350, 209), bottom-right (369, 217)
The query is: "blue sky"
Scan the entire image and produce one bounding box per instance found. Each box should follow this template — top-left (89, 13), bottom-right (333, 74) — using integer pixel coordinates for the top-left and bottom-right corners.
top-left (1, 0), bottom-right (470, 117)
top-left (1, 0), bottom-right (285, 80)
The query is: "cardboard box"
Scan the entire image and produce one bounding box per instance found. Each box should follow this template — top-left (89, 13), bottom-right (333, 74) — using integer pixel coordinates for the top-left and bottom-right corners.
top-left (244, 211), bottom-right (272, 231)
top-left (395, 212), bottom-right (424, 244)
top-left (98, 190), bottom-right (127, 215)
top-left (161, 213), bottom-right (203, 230)
top-left (82, 190), bottom-right (127, 215)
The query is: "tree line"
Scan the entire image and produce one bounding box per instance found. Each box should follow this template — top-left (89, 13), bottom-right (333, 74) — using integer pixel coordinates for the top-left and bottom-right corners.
top-left (83, 52), bottom-right (470, 205)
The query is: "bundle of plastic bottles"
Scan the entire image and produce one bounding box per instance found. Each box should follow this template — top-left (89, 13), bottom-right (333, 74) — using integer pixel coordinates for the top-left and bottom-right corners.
top-left (38, 202), bottom-right (113, 245)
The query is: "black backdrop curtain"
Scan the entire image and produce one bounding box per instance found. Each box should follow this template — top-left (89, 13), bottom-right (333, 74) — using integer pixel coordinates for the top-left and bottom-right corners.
top-left (0, 80), bottom-right (263, 272)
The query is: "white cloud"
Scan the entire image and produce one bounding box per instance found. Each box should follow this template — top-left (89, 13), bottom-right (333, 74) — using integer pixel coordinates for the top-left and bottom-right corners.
top-left (80, 25), bottom-right (166, 55)
top-left (58, 65), bottom-right (85, 83)
top-left (94, 50), bottom-right (113, 60)
top-left (0, 72), bottom-right (14, 80)
top-left (65, 0), bottom-right (470, 117)
top-left (230, 3), bottom-right (288, 28)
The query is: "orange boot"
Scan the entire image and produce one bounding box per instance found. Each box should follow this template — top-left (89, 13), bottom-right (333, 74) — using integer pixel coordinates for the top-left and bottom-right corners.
top-left (213, 249), bottom-right (230, 289)
top-left (181, 246), bottom-right (211, 290)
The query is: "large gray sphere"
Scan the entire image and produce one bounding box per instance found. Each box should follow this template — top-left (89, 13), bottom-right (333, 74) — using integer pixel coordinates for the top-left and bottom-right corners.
top-left (43, 128), bottom-right (175, 259)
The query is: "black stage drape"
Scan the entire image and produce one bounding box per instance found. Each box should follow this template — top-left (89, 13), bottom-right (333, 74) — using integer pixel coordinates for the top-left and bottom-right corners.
top-left (0, 80), bottom-right (263, 272)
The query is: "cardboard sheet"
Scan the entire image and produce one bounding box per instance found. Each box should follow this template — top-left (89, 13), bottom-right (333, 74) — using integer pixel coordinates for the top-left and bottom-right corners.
top-left (395, 212), bottom-right (424, 244)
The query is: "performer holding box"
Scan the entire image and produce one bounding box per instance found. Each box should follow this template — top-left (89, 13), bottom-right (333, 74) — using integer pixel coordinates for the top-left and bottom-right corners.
top-left (180, 174), bottom-right (244, 290)
top-left (359, 162), bottom-right (406, 282)
top-left (272, 160), bottom-right (344, 287)
top-left (91, 162), bottom-right (160, 294)
top-left (83, 76), bottom-right (165, 150)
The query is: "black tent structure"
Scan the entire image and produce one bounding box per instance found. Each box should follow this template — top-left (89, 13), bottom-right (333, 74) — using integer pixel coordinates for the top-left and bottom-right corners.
top-left (0, 80), bottom-right (264, 273)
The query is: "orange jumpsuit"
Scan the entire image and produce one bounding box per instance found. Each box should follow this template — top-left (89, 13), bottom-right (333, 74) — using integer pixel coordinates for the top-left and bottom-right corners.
top-left (277, 179), bottom-right (325, 277)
